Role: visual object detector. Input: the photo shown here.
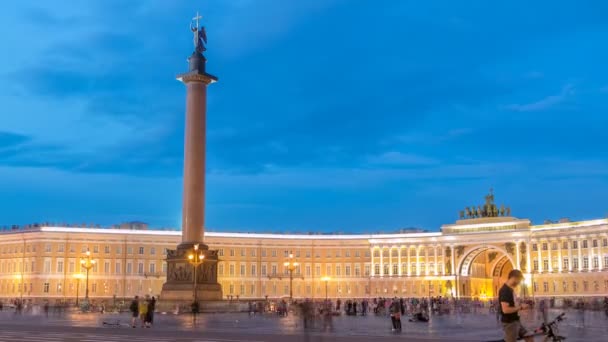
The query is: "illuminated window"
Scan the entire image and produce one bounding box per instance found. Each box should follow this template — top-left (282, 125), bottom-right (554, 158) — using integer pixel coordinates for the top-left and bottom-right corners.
top-left (593, 257), bottom-right (599, 269)
top-left (583, 257), bottom-right (589, 269)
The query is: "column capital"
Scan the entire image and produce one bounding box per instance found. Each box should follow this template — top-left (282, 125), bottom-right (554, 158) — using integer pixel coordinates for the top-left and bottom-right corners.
top-left (177, 70), bottom-right (218, 84)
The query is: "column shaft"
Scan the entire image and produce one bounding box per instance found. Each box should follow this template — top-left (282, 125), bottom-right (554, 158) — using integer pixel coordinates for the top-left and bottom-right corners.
top-left (181, 82), bottom-right (207, 244)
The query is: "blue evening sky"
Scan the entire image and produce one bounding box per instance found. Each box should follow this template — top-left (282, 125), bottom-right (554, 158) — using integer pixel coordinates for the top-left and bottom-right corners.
top-left (1, 0), bottom-right (607, 233)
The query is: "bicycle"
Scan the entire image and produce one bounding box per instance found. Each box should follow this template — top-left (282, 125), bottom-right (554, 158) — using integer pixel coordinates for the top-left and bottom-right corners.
top-left (528, 312), bottom-right (566, 342)
top-left (488, 313), bottom-right (566, 342)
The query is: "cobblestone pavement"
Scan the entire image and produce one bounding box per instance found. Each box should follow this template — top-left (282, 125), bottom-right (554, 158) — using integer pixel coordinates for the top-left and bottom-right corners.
top-left (0, 308), bottom-right (606, 341)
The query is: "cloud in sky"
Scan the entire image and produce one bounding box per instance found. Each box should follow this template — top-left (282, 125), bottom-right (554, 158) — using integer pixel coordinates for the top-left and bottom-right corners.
top-left (0, 0), bottom-right (607, 231)
top-left (506, 84), bottom-right (575, 112)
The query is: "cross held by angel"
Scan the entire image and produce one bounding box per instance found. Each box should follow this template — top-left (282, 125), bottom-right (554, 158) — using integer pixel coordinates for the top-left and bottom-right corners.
top-left (190, 12), bottom-right (207, 53)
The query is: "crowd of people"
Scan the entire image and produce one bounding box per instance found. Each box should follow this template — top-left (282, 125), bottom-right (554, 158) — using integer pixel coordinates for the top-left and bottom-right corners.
top-left (1, 292), bottom-right (607, 335)
top-left (128, 295), bottom-right (156, 328)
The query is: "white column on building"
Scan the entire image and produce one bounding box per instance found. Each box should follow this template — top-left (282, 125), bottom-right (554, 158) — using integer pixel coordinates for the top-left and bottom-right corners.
top-left (416, 246), bottom-right (421, 276)
top-left (547, 240), bottom-right (553, 272)
top-left (598, 236), bottom-right (604, 270)
top-left (588, 238), bottom-right (594, 270)
top-left (370, 246), bottom-right (375, 277)
top-left (557, 239), bottom-right (563, 273)
top-left (425, 246), bottom-right (430, 276)
top-left (577, 238), bottom-right (583, 272)
top-left (380, 246), bottom-right (384, 277)
top-left (537, 240), bottom-right (543, 273)
top-left (450, 244), bottom-right (456, 276)
top-left (398, 247), bottom-right (402, 276)
top-left (526, 240), bottom-right (532, 273)
top-left (440, 245), bottom-right (446, 276)
top-left (567, 239), bottom-right (573, 272)
top-left (515, 240), bottom-right (521, 270)
top-left (388, 246), bottom-right (393, 276)
top-left (407, 246), bottom-right (411, 276)
top-left (434, 245), bottom-right (438, 276)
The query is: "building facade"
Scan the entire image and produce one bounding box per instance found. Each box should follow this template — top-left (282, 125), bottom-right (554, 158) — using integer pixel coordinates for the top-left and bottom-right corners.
top-left (1, 215), bottom-right (607, 303)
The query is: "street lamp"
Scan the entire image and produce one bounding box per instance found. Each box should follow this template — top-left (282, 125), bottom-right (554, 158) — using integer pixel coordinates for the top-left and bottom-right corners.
top-left (522, 273), bottom-right (532, 299)
top-left (283, 252), bottom-right (299, 300)
top-left (188, 244), bottom-right (205, 304)
top-left (80, 249), bottom-right (96, 301)
top-left (321, 276), bottom-right (331, 301)
top-left (14, 275), bottom-right (23, 301)
top-left (74, 274), bottom-right (84, 306)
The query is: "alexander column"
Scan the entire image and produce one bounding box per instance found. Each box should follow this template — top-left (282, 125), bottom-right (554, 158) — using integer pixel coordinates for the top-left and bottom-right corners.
top-left (161, 13), bottom-right (222, 305)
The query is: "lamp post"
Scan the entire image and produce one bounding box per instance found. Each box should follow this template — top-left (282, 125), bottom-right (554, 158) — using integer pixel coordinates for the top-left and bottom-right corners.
top-left (80, 250), bottom-right (96, 301)
top-left (321, 276), bottom-right (330, 301)
top-left (188, 244), bottom-right (205, 304)
top-left (74, 274), bottom-right (84, 306)
top-left (14, 275), bottom-right (23, 301)
top-left (283, 252), bottom-right (299, 300)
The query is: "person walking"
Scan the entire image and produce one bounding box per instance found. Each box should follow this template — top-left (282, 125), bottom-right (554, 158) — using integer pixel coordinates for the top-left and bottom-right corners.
top-left (390, 299), bottom-right (402, 332)
top-left (146, 296), bottom-right (156, 327)
top-left (538, 299), bottom-right (547, 323)
top-left (138, 297), bottom-right (149, 328)
top-left (499, 270), bottom-right (532, 342)
top-left (129, 296), bottom-right (139, 328)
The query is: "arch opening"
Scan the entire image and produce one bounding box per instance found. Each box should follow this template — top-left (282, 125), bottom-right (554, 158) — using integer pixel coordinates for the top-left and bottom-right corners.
top-left (457, 246), bottom-right (514, 299)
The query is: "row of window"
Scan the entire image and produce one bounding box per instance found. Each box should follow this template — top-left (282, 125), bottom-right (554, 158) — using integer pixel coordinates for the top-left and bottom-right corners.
top-left (532, 256), bottom-right (608, 271)
top-left (223, 282), bottom-right (373, 296)
top-left (372, 249), bottom-right (443, 258)
top-left (0, 260), bottom-right (168, 275)
top-left (218, 263), bottom-right (372, 277)
top-left (373, 263), bottom-right (444, 275)
top-left (217, 248), bottom-right (370, 259)
top-left (1, 280), bottom-right (151, 295)
top-left (532, 238), bottom-right (608, 251)
top-left (0, 244), bottom-right (171, 256)
top-left (533, 279), bottom-right (608, 293)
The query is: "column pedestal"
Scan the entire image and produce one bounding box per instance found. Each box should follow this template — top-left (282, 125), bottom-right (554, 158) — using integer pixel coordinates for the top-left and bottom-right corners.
top-left (161, 243), bottom-right (222, 303)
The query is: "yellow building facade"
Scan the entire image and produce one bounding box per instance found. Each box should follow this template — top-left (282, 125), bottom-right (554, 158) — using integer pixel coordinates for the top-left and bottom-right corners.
top-left (1, 216), bottom-right (607, 303)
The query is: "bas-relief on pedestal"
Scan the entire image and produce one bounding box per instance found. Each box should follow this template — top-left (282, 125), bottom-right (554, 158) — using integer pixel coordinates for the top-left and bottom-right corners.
top-left (161, 244), bottom-right (222, 302)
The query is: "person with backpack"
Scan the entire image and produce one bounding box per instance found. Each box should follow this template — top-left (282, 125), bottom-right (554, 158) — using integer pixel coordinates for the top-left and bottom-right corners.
top-left (129, 296), bottom-right (139, 328)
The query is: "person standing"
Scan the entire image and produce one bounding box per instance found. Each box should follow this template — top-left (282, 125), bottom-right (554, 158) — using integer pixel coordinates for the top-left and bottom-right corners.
top-left (146, 296), bottom-right (156, 327)
top-left (499, 270), bottom-right (532, 342)
top-left (129, 296), bottom-right (139, 328)
top-left (138, 297), bottom-right (148, 328)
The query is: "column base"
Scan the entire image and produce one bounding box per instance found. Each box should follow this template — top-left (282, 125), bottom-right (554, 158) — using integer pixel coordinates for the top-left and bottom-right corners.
top-left (159, 242), bottom-right (223, 304)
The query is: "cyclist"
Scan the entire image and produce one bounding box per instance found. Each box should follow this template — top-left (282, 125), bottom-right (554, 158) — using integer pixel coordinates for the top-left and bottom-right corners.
top-left (498, 269), bottom-right (532, 342)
